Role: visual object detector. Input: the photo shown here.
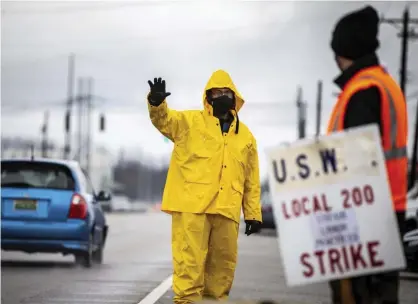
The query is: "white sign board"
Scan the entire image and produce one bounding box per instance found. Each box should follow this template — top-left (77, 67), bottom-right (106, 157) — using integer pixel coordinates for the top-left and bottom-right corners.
top-left (266, 125), bottom-right (406, 287)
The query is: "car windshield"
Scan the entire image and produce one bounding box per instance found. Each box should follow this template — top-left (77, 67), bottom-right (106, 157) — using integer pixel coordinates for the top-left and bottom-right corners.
top-left (1, 161), bottom-right (76, 191)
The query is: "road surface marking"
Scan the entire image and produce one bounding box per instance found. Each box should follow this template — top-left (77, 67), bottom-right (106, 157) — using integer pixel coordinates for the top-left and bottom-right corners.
top-left (137, 274), bottom-right (173, 304)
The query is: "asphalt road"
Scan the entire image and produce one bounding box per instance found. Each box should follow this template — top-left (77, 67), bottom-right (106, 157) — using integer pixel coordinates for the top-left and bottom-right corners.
top-left (2, 212), bottom-right (418, 304)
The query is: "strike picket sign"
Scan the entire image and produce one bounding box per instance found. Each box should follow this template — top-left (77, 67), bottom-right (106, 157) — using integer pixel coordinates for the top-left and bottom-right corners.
top-left (266, 125), bottom-right (406, 287)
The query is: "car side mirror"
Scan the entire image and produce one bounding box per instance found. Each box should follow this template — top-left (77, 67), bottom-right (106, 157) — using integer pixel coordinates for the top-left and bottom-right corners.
top-left (96, 190), bottom-right (111, 202)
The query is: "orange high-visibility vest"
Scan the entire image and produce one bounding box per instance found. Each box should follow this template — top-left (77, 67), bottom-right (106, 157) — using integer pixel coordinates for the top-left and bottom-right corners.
top-left (327, 66), bottom-right (408, 211)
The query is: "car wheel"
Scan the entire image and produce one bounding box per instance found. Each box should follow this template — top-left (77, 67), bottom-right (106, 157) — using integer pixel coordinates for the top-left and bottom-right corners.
top-left (75, 235), bottom-right (93, 268)
top-left (92, 236), bottom-right (104, 264)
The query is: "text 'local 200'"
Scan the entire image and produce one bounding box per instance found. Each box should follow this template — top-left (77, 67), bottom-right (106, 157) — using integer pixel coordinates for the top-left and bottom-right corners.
top-left (271, 147), bottom-right (384, 279)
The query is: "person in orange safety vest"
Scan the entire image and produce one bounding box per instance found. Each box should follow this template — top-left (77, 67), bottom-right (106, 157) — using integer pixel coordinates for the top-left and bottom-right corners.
top-left (327, 5), bottom-right (408, 304)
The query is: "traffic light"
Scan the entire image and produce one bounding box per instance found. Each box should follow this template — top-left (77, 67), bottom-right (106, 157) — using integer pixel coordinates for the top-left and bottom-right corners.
top-left (99, 114), bottom-right (105, 132)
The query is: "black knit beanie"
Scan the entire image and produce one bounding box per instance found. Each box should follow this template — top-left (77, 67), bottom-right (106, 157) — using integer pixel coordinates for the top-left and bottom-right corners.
top-left (331, 5), bottom-right (380, 60)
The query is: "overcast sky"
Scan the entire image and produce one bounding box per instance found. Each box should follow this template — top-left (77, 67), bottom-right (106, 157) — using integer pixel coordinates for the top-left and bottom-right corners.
top-left (1, 1), bottom-right (418, 178)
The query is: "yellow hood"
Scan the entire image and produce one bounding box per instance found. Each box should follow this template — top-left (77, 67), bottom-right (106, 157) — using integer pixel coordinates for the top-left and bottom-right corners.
top-left (203, 70), bottom-right (245, 114)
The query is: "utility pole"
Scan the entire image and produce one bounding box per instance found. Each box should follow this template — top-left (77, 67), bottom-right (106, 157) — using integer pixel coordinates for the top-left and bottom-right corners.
top-left (410, 100), bottom-right (418, 189)
top-left (76, 77), bottom-right (85, 164)
top-left (381, 6), bottom-right (418, 96)
top-left (315, 80), bottom-right (323, 137)
top-left (296, 86), bottom-right (307, 139)
top-left (381, 6), bottom-right (418, 189)
top-left (86, 78), bottom-right (93, 177)
top-left (64, 53), bottom-right (75, 160)
top-left (41, 111), bottom-right (49, 158)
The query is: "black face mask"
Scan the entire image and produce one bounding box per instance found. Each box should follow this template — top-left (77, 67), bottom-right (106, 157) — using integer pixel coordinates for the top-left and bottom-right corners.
top-left (210, 95), bottom-right (235, 118)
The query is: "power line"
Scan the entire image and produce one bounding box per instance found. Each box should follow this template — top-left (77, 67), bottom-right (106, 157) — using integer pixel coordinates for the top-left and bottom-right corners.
top-left (1, 98), bottom-right (299, 113)
top-left (1, 95), bottom-right (108, 112)
top-left (315, 80), bottom-right (323, 137)
top-left (76, 78), bottom-right (86, 164)
top-left (296, 86), bottom-right (307, 139)
top-left (40, 111), bottom-right (49, 158)
top-left (410, 99), bottom-right (418, 189)
top-left (381, 6), bottom-right (418, 95)
top-left (86, 78), bottom-right (93, 177)
top-left (64, 53), bottom-right (75, 160)
top-left (381, 5), bottom-right (418, 188)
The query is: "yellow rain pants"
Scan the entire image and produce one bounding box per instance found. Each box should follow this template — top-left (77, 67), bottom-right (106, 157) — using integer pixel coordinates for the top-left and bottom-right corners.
top-left (172, 212), bottom-right (239, 303)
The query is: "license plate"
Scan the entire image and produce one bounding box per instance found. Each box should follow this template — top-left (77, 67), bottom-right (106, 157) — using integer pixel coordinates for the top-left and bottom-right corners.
top-left (14, 199), bottom-right (37, 211)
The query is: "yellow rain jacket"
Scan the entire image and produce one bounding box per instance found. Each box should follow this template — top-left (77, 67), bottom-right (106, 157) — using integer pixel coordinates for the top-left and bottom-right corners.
top-left (148, 70), bottom-right (262, 223)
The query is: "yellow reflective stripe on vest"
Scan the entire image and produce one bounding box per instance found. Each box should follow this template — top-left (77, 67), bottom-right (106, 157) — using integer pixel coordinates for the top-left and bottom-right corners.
top-left (331, 110), bottom-right (341, 133)
top-left (331, 75), bottom-right (407, 161)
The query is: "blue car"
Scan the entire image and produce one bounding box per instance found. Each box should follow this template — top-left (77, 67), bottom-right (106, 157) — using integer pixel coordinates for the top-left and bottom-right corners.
top-left (1, 158), bottom-right (110, 268)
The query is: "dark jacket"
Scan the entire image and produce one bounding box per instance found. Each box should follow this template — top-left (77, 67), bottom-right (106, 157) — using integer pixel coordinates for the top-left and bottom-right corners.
top-left (334, 53), bottom-right (382, 135)
top-left (334, 53), bottom-right (406, 224)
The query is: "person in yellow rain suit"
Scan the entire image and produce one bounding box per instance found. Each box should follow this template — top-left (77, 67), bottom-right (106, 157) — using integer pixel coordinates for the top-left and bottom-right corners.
top-left (147, 70), bottom-right (262, 303)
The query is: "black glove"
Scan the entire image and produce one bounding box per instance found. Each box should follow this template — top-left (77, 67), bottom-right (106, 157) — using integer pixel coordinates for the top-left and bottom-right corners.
top-left (245, 220), bottom-right (261, 236)
top-left (147, 77), bottom-right (171, 106)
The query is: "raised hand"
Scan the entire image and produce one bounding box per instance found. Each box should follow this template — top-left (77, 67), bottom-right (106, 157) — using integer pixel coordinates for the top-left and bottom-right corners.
top-left (147, 77), bottom-right (171, 106)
